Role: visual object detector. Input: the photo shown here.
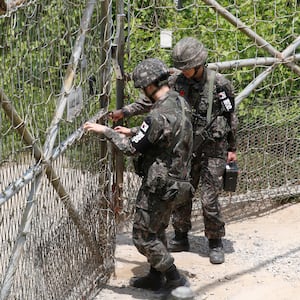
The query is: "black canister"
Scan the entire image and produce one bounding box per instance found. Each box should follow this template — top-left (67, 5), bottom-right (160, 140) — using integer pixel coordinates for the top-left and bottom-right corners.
top-left (223, 161), bottom-right (239, 192)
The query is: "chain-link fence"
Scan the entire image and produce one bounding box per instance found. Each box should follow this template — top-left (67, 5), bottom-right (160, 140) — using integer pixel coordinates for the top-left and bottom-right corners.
top-left (1, 1), bottom-right (116, 299)
top-left (121, 0), bottom-right (300, 225)
top-left (0, 0), bottom-right (299, 299)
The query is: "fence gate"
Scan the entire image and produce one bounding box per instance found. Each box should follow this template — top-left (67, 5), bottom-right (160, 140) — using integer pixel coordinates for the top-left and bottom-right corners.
top-left (1, 1), bottom-right (117, 299)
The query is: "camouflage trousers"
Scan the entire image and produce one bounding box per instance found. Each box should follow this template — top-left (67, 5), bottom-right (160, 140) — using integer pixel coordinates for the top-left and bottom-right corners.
top-left (132, 178), bottom-right (186, 273)
top-left (172, 155), bottom-right (226, 239)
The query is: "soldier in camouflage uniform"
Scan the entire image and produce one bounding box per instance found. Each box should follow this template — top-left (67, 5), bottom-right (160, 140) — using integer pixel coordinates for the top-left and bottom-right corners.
top-left (110, 37), bottom-right (238, 265)
top-left (84, 58), bottom-right (193, 292)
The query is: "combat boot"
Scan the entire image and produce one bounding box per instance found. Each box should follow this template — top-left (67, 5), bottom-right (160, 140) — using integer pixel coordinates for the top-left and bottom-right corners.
top-left (168, 231), bottom-right (190, 252)
top-left (208, 238), bottom-right (225, 264)
top-left (155, 264), bottom-right (190, 296)
top-left (129, 266), bottom-right (165, 291)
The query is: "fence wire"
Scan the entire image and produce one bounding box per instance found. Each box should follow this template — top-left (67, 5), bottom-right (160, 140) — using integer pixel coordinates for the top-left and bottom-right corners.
top-left (1, 0), bottom-right (115, 299)
top-left (120, 0), bottom-right (300, 224)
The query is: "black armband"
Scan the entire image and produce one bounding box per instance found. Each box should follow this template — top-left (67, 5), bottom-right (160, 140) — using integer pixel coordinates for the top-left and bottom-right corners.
top-left (217, 86), bottom-right (235, 113)
top-left (130, 117), bottom-right (152, 154)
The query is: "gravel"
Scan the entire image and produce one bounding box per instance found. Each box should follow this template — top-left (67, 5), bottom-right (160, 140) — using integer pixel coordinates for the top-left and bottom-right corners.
top-left (95, 202), bottom-right (300, 300)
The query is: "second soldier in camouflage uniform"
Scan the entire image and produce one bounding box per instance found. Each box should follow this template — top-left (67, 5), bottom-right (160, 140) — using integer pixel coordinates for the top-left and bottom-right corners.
top-left (84, 58), bottom-right (193, 292)
top-left (110, 37), bottom-right (238, 265)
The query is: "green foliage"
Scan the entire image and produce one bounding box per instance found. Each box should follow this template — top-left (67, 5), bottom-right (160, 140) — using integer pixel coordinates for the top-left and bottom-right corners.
top-left (0, 0), bottom-right (85, 153)
top-left (0, 0), bottom-right (299, 156)
top-left (122, 0), bottom-right (299, 128)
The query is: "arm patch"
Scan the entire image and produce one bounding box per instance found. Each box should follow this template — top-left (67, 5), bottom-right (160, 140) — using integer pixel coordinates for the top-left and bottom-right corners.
top-left (218, 89), bottom-right (234, 112)
top-left (217, 82), bottom-right (235, 113)
top-left (130, 117), bottom-right (152, 154)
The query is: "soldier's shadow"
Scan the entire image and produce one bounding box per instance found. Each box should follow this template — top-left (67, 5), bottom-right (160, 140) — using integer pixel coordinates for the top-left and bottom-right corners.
top-left (116, 229), bottom-right (235, 257)
top-left (166, 232), bottom-right (235, 257)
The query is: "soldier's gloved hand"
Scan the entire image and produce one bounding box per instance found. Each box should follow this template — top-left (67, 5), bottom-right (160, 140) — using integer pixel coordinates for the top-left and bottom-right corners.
top-left (109, 109), bottom-right (124, 122)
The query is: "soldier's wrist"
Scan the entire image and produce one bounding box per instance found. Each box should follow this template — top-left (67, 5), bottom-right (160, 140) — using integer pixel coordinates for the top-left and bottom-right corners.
top-left (121, 107), bottom-right (130, 118)
top-left (130, 127), bottom-right (139, 136)
top-left (103, 127), bottom-right (114, 138)
top-left (228, 147), bottom-right (237, 152)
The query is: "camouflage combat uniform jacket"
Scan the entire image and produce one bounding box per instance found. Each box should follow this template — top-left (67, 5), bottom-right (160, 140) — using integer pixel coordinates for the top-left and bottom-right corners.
top-left (121, 68), bottom-right (238, 239)
top-left (123, 68), bottom-right (238, 154)
top-left (103, 90), bottom-right (193, 272)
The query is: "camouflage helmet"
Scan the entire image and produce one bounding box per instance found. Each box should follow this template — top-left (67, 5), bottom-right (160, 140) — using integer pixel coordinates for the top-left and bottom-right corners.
top-left (172, 37), bottom-right (208, 70)
top-left (133, 58), bottom-right (170, 88)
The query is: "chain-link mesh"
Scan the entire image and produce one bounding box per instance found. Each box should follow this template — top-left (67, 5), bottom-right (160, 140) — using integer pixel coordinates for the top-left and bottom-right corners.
top-left (1, 0), bottom-right (115, 299)
top-left (121, 0), bottom-right (300, 223)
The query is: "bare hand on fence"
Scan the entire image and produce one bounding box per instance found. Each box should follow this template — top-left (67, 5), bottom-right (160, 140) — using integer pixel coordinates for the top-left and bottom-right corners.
top-left (83, 122), bottom-right (107, 134)
top-left (114, 126), bottom-right (131, 136)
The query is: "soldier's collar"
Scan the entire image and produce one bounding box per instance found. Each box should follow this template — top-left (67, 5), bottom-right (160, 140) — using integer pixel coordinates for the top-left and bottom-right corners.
top-left (187, 67), bottom-right (207, 88)
top-left (152, 93), bottom-right (168, 108)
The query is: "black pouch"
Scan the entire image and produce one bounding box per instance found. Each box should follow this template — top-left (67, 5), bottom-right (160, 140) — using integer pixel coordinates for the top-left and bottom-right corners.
top-left (133, 156), bottom-right (144, 177)
top-left (223, 161), bottom-right (239, 192)
top-left (166, 177), bottom-right (195, 206)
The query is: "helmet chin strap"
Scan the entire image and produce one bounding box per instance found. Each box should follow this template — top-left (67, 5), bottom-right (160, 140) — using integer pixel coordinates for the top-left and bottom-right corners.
top-left (143, 85), bottom-right (160, 103)
top-left (191, 65), bottom-right (201, 80)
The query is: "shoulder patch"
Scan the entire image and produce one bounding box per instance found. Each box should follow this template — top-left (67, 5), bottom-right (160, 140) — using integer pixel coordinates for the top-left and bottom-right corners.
top-left (140, 121), bottom-right (149, 133)
top-left (130, 117), bottom-right (152, 153)
top-left (131, 130), bottom-right (145, 144)
top-left (218, 89), bottom-right (234, 112)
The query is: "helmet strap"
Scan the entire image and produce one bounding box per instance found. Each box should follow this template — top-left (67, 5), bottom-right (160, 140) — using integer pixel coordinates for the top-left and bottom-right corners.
top-left (191, 65), bottom-right (204, 80)
top-left (143, 78), bottom-right (169, 103)
top-left (190, 65), bottom-right (200, 79)
top-left (143, 85), bottom-right (160, 103)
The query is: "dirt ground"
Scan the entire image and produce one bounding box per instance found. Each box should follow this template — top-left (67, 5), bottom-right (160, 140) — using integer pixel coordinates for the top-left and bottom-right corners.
top-left (95, 202), bottom-right (300, 300)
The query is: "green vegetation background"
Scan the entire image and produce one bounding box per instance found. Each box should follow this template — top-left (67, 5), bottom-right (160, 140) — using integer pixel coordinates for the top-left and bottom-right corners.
top-left (0, 0), bottom-right (299, 154)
